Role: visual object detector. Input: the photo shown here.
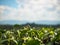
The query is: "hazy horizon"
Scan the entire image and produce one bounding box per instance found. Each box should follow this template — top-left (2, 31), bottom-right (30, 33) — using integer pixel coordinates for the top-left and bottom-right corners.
top-left (0, 20), bottom-right (60, 25)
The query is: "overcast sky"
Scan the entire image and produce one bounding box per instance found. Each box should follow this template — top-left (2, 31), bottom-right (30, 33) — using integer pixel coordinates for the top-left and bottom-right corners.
top-left (0, 0), bottom-right (60, 22)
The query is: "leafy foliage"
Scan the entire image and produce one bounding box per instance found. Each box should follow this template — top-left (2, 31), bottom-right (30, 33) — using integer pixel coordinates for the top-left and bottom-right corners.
top-left (0, 26), bottom-right (60, 45)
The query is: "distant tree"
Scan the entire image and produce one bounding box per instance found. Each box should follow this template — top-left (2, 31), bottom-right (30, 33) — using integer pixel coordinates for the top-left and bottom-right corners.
top-left (13, 24), bottom-right (20, 30)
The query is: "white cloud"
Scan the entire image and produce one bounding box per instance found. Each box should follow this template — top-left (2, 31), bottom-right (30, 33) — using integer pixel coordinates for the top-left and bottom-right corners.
top-left (0, 0), bottom-right (60, 22)
top-left (16, 0), bottom-right (60, 21)
top-left (0, 5), bottom-right (17, 21)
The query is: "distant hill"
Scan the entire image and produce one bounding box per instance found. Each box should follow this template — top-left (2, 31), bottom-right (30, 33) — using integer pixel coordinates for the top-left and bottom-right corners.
top-left (0, 20), bottom-right (27, 25)
top-left (0, 20), bottom-right (60, 25)
top-left (35, 20), bottom-right (60, 25)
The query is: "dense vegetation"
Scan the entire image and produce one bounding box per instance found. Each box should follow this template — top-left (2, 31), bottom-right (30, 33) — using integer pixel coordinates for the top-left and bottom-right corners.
top-left (0, 24), bottom-right (60, 45)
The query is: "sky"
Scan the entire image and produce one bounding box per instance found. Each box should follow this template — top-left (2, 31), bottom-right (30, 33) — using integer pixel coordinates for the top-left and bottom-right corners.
top-left (0, 0), bottom-right (60, 22)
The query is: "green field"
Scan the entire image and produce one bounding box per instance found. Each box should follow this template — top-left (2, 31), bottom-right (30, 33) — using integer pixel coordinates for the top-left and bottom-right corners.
top-left (0, 25), bottom-right (60, 45)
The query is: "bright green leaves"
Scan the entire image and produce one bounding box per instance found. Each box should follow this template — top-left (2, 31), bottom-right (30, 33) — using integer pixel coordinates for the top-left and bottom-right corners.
top-left (26, 39), bottom-right (40, 45)
top-left (0, 27), bottom-right (60, 45)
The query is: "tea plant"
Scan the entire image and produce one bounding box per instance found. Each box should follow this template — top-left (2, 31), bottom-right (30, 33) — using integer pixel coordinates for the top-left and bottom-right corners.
top-left (0, 27), bottom-right (60, 45)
